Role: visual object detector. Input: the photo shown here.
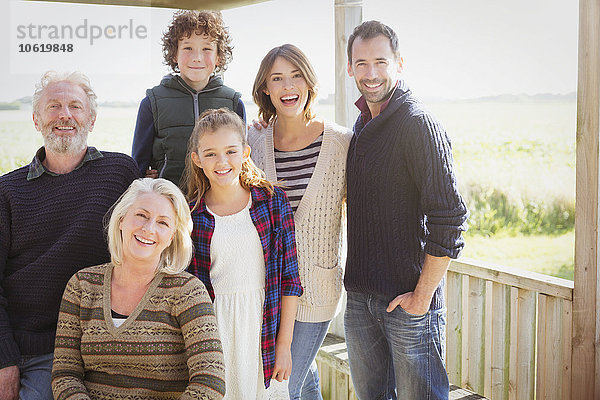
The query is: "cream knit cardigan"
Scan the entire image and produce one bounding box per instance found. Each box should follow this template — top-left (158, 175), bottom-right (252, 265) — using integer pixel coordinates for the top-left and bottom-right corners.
top-left (248, 120), bottom-right (352, 322)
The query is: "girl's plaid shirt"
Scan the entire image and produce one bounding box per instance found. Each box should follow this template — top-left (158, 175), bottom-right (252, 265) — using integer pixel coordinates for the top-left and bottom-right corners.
top-left (188, 185), bottom-right (303, 388)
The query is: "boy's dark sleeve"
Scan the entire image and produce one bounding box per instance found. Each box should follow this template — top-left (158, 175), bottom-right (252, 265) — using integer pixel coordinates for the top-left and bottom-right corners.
top-left (235, 98), bottom-right (246, 124)
top-left (131, 96), bottom-right (155, 176)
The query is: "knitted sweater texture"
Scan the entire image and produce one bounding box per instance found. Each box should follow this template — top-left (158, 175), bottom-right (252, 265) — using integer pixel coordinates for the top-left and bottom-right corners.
top-left (52, 264), bottom-right (225, 400)
top-left (249, 121), bottom-right (352, 322)
top-left (344, 82), bottom-right (468, 310)
top-left (0, 151), bottom-right (139, 368)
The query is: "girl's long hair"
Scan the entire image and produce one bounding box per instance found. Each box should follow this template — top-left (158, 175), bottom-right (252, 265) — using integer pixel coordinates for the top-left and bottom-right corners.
top-left (182, 108), bottom-right (274, 211)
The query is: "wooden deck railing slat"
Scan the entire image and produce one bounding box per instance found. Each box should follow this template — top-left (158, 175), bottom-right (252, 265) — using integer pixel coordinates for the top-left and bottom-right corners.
top-left (562, 299), bottom-right (573, 399)
top-left (333, 370), bottom-right (348, 400)
top-left (548, 296), bottom-right (562, 400)
top-left (461, 274), bottom-right (470, 388)
top-left (508, 287), bottom-right (519, 400)
top-left (447, 271), bottom-right (463, 386)
top-left (537, 294), bottom-right (548, 399)
top-left (516, 289), bottom-right (536, 400)
top-left (483, 281), bottom-right (493, 399)
top-left (490, 282), bottom-right (510, 400)
top-left (536, 294), bottom-right (572, 400)
top-left (468, 276), bottom-right (486, 393)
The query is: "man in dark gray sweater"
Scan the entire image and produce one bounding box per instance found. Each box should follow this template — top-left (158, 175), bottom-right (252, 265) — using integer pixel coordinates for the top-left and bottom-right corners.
top-left (344, 21), bottom-right (468, 400)
top-left (0, 71), bottom-right (139, 400)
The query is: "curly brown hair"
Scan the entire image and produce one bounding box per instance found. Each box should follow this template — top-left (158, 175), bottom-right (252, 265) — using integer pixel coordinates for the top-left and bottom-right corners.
top-left (162, 10), bottom-right (233, 74)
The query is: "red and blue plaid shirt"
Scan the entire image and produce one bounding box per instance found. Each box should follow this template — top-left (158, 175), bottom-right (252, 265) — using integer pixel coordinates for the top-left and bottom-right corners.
top-left (188, 186), bottom-right (303, 388)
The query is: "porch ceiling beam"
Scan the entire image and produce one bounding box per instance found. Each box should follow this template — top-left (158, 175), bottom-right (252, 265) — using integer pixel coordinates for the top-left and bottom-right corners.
top-left (24, 0), bottom-right (271, 11)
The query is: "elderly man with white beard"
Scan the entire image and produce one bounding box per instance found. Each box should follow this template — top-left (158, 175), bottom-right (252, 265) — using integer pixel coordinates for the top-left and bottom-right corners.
top-left (0, 71), bottom-right (140, 400)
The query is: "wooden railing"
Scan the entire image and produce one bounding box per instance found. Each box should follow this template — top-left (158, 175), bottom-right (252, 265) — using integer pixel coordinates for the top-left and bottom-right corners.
top-left (447, 258), bottom-right (573, 399)
top-left (316, 258), bottom-right (575, 400)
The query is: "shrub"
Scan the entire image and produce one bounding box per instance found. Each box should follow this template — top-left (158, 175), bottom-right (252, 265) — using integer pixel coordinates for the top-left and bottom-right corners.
top-left (463, 182), bottom-right (575, 236)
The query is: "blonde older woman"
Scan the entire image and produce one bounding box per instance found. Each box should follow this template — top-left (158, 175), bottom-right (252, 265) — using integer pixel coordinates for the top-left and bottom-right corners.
top-left (51, 178), bottom-right (225, 400)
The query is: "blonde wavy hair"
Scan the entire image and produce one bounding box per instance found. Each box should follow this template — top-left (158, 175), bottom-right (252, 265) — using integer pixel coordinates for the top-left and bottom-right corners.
top-left (106, 178), bottom-right (193, 274)
top-left (182, 108), bottom-right (274, 211)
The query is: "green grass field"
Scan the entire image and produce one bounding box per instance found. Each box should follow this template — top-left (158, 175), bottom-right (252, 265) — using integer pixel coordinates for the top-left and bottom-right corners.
top-left (0, 100), bottom-right (576, 279)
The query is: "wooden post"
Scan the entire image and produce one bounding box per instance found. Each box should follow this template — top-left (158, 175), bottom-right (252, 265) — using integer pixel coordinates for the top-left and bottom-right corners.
top-left (573, 0), bottom-right (600, 397)
top-left (334, 0), bottom-right (362, 128)
top-left (329, 0), bottom-right (362, 342)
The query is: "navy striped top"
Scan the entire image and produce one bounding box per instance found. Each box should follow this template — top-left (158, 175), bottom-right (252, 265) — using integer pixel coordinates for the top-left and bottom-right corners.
top-left (274, 133), bottom-right (323, 212)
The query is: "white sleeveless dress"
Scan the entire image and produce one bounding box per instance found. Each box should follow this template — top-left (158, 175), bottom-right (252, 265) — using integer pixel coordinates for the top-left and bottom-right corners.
top-left (207, 199), bottom-right (268, 399)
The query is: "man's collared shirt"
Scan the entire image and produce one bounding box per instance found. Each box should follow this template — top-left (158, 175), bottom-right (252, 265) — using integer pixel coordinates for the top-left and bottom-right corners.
top-left (27, 146), bottom-right (103, 181)
top-left (355, 80), bottom-right (400, 125)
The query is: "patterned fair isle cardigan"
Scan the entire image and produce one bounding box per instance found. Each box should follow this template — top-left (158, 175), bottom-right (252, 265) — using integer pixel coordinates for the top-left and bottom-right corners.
top-left (51, 263), bottom-right (225, 400)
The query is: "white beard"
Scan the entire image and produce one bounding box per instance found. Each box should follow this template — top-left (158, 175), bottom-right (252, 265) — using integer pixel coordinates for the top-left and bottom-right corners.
top-left (41, 121), bottom-right (91, 156)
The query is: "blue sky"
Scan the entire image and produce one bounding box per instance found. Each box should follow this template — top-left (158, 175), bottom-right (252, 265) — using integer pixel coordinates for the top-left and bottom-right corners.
top-left (0, 0), bottom-right (578, 102)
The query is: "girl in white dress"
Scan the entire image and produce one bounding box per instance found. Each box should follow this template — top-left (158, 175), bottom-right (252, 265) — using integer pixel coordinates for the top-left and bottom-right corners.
top-left (183, 108), bottom-right (303, 399)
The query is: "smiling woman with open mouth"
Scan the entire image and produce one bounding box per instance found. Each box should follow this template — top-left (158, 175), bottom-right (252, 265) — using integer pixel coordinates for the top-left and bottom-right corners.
top-left (248, 44), bottom-right (352, 400)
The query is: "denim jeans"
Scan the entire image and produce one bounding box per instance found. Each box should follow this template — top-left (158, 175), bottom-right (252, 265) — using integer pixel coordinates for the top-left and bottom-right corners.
top-left (344, 291), bottom-right (448, 400)
top-left (18, 353), bottom-right (54, 400)
top-left (288, 320), bottom-right (330, 400)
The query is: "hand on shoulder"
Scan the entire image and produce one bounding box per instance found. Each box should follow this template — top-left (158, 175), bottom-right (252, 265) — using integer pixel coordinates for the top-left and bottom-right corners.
top-left (248, 119), bottom-right (268, 131)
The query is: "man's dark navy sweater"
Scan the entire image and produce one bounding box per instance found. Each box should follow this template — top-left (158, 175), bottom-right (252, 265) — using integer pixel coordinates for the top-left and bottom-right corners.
top-left (344, 81), bottom-right (468, 310)
top-left (0, 150), bottom-right (139, 368)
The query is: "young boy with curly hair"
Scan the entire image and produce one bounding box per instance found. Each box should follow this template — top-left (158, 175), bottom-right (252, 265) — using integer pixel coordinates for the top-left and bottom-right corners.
top-left (132, 10), bottom-right (245, 186)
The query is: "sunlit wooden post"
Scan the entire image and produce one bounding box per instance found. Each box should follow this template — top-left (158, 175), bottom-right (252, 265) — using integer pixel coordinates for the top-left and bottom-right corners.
top-left (334, 0), bottom-right (361, 129)
top-left (573, 0), bottom-right (600, 397)
top-left (327, 0), bottom-right (363, 341)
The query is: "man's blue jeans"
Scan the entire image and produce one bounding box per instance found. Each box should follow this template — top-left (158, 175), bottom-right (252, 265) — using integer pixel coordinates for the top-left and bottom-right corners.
top-left (344, 291), bottom-right (449, 400)
top-left (288, 320), bottom-right (330, 400)
top-left (18, 353), bottom-right (54, 400)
